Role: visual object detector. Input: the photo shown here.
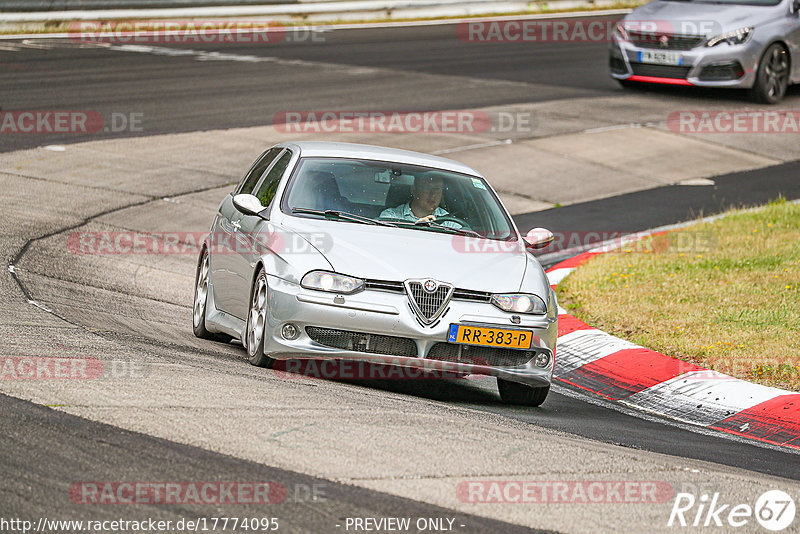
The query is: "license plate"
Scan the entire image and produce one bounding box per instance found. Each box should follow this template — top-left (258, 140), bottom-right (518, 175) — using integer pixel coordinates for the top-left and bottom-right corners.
top-left (638, 50), bottom-right (683, 66)
top-left (448, 324), bottom-right (533, 350)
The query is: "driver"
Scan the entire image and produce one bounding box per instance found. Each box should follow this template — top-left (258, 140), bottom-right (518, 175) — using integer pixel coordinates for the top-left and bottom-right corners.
top-left (380, 174), bottom-right (460, 228)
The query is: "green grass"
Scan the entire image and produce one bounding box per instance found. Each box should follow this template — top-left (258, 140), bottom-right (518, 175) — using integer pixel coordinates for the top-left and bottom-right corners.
top-left (557, 198), bottom-right (800, 391)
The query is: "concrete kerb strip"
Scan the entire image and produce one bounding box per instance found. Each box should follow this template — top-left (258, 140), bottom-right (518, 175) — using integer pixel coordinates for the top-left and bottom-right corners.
top-left (0, 1), bottom-right (641, 33)
top-left (0, 0), bottom-right (635, 22)
top-left (0, 11), bottom-right (638, 42)
top-left (545, 206), bottom-right (800, 451)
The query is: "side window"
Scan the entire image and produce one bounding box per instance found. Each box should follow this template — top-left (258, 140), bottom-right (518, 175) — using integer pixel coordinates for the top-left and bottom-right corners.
top-left (236, 148), bottom-right (283, 195)
top-left (254, 149), bottom-right (293, 207)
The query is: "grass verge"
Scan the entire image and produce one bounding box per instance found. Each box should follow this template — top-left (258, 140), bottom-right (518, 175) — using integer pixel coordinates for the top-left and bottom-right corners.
top-left (557, 198), bottom-right (800, 391)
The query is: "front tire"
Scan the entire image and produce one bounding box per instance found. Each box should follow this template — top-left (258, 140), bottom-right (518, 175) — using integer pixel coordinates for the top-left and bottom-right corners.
top-left (497, 379), bottom-right (549, 406)
top-left (245, 268), bottom-right (276, 368)
top-left (750, 43), bottom-right (790, 104)
top-left (193, 248), bottom-right (231, 342)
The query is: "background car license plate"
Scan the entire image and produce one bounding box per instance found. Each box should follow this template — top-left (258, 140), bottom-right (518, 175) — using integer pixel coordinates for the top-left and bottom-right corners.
top-left (638, 50), bottom-right (683, 66)
top-left (448, 325), bottom-right (532, 350)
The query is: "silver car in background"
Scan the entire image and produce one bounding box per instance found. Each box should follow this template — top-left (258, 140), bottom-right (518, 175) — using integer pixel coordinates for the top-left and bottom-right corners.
top-left (193, 142), bottom-right (558, 406)
top-left (610, 0), bottom-right (800, 103)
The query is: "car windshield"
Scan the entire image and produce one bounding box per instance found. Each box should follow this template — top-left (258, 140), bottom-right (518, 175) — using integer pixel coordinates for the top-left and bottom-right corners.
top-left (283, 157), bottom-right (516, 240)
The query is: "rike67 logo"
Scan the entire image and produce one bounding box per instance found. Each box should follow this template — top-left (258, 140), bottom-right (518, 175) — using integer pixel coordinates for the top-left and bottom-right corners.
top-left (668, 490), bottom-right (796, 531)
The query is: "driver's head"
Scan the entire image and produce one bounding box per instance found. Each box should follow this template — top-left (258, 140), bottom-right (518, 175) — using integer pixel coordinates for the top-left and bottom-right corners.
top-left (411, 174), bottom-right (445, 216)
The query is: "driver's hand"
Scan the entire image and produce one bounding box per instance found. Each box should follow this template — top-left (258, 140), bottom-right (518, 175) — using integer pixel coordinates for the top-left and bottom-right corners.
top-left (415, 214), bottom-right (436, 224)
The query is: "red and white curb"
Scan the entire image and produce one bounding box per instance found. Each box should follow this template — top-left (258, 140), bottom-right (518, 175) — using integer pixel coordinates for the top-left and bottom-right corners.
top-left (546, 249), bottom-right (800, 451)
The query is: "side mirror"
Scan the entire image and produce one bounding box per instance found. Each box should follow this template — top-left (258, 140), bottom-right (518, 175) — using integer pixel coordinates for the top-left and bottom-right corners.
top-left (523, 227), bottom-right (555, 250)
top-left (232, 194), bottom-right (266, 217)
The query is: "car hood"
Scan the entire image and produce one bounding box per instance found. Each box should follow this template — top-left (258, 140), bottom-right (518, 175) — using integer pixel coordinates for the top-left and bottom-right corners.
top-left (281, 216), bottom-right (532, 293)
top-left (628, 1), bottom-right (782, 36)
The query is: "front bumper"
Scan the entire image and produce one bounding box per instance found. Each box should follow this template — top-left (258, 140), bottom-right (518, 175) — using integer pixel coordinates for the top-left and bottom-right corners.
top-left (262, 275), bottom-right (558, 387)
top-left (609, 37), bottom-right (760, 88)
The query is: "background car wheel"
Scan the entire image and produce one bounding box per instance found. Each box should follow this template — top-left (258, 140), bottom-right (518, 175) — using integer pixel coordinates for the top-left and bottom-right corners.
top-left (245, 268), bottom-right (276, 368)
top-left (497, 379), bottom-right (549, 406)
top-left (750, 43), bottom-right (790, 104)
top-left (193, 248), bottom-right (231, 342)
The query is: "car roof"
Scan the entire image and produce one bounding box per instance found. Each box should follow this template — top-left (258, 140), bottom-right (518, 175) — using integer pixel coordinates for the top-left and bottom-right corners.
top-left (275, 141), bottom-right (483, 177)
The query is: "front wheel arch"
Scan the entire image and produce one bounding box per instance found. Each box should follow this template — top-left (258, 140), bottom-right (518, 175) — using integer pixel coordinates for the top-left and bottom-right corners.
top-left (749, 41), bottom-right (791, 104)
top-left (763, 39), bottom-right (792, 76)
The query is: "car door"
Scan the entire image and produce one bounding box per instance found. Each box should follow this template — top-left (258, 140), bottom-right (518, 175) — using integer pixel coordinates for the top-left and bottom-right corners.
top-left (228, 148), bottom-right (295, 319)
top-left (788, 2), bottom-right (800, 81)
top-left (212, 147), bottom-right (283, 317)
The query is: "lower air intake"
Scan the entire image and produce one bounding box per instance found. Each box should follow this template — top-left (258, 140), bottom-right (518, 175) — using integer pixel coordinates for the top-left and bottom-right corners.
top-left (427, 343), bottom-right (535, 368)
top-left (306, 327), bottom-right (418, 357)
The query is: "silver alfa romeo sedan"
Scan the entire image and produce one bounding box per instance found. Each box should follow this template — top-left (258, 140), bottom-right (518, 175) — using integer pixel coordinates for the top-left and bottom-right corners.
top-left (193, 142), bottom-right (557, 406)
top-left (610, 0), bottom-right (800, 103)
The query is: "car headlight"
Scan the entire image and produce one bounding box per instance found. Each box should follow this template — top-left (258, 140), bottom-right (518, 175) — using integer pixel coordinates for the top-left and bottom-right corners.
top-left (706, 27), bottom-right (753, 47)
top-left (613, 22), bottom-right (629, 41)
top-left (491, 294), bottom-right (547, 315)
top-left (301, 271), bottom-right (364, 294)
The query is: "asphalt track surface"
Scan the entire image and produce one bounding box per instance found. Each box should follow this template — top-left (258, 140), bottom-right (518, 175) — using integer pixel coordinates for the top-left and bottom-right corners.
top-left (2, 15), bottom-right (800, 532)
top-left (0, 393), bottom-right (544, 533)
top-left (2, 14), bottom-right (650, 152)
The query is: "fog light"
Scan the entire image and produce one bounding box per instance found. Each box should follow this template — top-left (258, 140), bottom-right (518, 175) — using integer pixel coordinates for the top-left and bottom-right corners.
top-left (534, 352), bottom-right (551, 368)
top-left (281, 323), bottom-right (300, 340)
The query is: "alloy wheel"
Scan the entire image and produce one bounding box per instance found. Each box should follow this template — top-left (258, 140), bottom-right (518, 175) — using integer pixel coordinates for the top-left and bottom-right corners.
top-left (764, 46), bottom-right (789, 100)
top-left (247, 275), bottom-right (268, 356)
top-left (193, 252), bottom-right (209, 328)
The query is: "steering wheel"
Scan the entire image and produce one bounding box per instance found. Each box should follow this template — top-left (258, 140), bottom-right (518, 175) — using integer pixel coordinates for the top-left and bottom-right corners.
top-left (431, 215), bottom-right (471, 229)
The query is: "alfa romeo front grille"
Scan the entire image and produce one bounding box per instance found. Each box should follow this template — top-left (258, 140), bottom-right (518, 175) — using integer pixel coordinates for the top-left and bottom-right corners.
top-left (306, 327), bottom-right (418, 357)
top-left (364, 278), bottom-right (490, 303)
top-left (405, 280), bottom-right (453, 324)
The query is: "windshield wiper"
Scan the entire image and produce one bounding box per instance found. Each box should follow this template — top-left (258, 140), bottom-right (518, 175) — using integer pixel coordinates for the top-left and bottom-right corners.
top-left (387, 219), bottom-right (483, 238)
top-left (427, 223), bottom-right (483, 238)
top-left (291, 208), bottom-right (397, 227)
